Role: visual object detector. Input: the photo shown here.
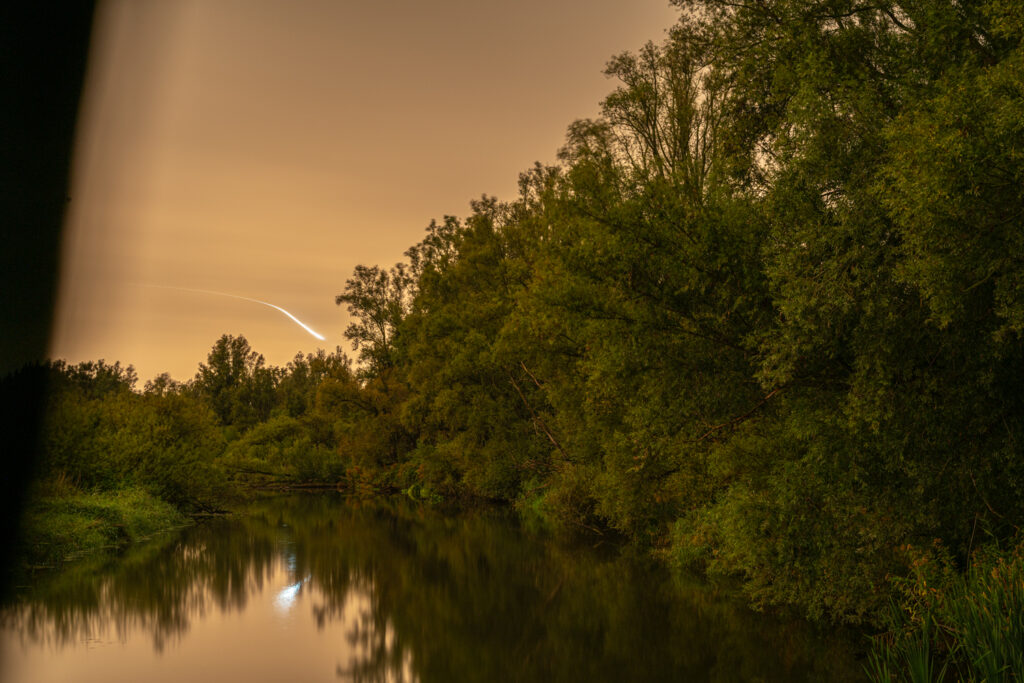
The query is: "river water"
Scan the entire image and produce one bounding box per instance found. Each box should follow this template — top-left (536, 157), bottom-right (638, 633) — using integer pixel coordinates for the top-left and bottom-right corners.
top-left (0, 494), bottom-right (866, 682)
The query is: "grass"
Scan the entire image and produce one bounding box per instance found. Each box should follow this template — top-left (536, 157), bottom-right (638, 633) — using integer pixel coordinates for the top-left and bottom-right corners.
top-left (866, 540), bottom-right (1024, 682)
top-left (18, 486), bottom-right (189, 568)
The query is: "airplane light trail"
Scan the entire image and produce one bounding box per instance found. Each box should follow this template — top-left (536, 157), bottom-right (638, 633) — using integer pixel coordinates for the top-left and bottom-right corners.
top-left (146, 286), bottom-right (326, 341)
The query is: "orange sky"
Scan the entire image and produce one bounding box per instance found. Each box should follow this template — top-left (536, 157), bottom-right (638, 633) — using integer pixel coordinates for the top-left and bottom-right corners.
top-left (50, 0), bottom-right (679, 382)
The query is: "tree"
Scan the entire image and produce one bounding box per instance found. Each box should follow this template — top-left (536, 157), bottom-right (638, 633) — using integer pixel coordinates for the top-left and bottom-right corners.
top-left (193, 335), bottom-right (277, 428)
top-left (335, 264), bottom-right (413, 377)
top-left (276, 348), bottom-right (354, 418)
top-left (144, 372), bottom-right (181, 397)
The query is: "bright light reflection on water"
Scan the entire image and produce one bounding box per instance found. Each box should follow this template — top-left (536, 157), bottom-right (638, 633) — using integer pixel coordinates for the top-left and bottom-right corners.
top-left (273, 576), bottom-right (310, 615)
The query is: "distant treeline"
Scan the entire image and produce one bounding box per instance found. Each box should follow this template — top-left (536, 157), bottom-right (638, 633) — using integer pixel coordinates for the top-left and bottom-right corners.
top-left (12, 1), bottom-right (1024, 675)
top-left (23, 342), bottom-right (367, 507)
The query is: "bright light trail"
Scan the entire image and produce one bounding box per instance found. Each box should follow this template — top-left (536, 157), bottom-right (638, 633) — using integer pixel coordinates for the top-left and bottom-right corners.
top-left (145, 285), bottom-right (326, 340)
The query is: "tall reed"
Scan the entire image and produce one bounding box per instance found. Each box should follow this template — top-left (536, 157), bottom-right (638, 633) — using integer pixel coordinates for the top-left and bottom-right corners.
top-left (866, 540), bottom-right (1024, 682)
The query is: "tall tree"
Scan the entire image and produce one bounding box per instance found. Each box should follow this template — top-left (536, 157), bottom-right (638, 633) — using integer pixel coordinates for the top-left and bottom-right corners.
top-left (335, 264), bottom-right (413, 377)
top-left (193, 334), bottom-right (277, 428)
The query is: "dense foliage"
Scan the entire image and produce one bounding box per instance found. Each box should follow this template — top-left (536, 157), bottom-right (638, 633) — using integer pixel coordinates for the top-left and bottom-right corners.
top-left (26, 343), bottom-right (366, 503)
top-left (320, 0), bottom-right (1024, 629)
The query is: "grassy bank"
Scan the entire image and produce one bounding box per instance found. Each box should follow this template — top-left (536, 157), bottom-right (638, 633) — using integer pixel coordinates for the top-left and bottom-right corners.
top-left (867, 540), bottom-right (1024, 682)
top-left (18, 486), bottom-right (188, 569)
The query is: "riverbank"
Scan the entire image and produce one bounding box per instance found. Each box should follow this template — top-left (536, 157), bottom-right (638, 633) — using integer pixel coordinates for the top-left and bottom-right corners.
top-left (14, 476), bottom-right (351, 573)
top-left (17, 486), bottom-right (189, 570)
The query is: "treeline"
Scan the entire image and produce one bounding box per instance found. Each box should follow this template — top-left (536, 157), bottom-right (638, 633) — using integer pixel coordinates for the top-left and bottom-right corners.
top-left (26, 341), bottom-right (373, 506)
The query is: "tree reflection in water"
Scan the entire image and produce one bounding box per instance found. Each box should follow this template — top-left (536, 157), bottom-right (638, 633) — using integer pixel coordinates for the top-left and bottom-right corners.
top-left (2, 494), bottom-right (867, 682)
top-left (336, 595), bottom-right (418, 683)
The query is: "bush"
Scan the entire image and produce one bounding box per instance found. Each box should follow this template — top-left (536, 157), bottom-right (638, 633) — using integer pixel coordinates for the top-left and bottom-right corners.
top-left (39, 382), bottom-right (226, 510)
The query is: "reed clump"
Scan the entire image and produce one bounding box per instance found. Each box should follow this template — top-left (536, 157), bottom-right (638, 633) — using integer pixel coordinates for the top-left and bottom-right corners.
top-left (866, 539), bottom-right (1024, 682)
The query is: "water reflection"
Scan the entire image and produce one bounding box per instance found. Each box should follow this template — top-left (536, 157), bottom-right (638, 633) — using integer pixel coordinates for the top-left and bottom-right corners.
top-left (1, 494), bottom-right (866, 682)
top-left (273, 577), bottom-right (308, 614)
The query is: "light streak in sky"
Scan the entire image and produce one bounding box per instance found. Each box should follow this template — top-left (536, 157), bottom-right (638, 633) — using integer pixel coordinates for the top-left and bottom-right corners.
top-left (146, 285), bottom-right (326, 340)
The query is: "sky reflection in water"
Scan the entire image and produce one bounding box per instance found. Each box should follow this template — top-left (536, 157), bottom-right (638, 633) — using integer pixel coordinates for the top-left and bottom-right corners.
top-left (0, 494), bottom-right (866, 683)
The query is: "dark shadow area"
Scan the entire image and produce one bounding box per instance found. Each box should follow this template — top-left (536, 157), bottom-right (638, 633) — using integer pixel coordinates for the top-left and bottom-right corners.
top-left (0, 2), bottom-right (96, 597)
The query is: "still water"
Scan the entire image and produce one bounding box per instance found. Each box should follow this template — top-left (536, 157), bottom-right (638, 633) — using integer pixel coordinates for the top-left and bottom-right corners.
top-left (1, 494), bottom-right (866, 682)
